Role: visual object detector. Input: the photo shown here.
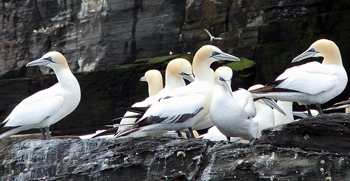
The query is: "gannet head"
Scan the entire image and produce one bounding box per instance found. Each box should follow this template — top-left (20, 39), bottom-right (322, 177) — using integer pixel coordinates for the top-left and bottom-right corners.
top-left (140, 69), bottom-right (163, 96)
top-left (292, 39), bottom-right (341, 65)
top-left (214, 66), bottom-right (233, 96)
top-left (26, 51), bottom-right (70, 70)
top-left (195, 45), bottom-right (241, 63)
top-left (248, 84), bottom-right (264, 99)
top-left (140, 69), bottom-right (162, 83)
top-left (167, 58), bottom-right (194, 82)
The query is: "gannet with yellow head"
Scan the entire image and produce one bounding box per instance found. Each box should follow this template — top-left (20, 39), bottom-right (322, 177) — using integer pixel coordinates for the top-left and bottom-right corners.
top-left (0, 51), bottom-right (81, 140)
top-left (117, 45), bottom-right (240, 138)
top-left (250, 39), bottom-right (347, 116)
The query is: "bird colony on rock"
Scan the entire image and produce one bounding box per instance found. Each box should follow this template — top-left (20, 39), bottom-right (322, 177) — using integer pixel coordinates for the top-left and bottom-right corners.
top-left (0, 39), bottom-right (348, 143)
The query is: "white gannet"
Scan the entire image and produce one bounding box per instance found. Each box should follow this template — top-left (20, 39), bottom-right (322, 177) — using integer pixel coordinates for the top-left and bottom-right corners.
top-left (192, 68), bottom-right (215, 131)
top-left (210, 66), bottom-right (258, 141)
top-left (274, 101), bottom-right (294, 126)
top-left (250, 39), bottom-right (348, 116)
top-left (0, 51), bottom-right (81, 140)
top-left (117, 45), bottom-right (240, 138)
top-left (204, 29), bottom-right (223, 42)
top-left (115, 58), bottom-right (195, 138)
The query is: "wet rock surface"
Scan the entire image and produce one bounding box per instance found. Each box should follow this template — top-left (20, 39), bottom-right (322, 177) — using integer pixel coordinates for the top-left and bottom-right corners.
top-left (1, 113), bottom-right (350, 180)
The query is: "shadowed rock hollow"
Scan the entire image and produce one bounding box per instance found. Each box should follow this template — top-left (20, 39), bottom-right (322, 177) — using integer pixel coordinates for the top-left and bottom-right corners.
top-left (1, 113), bottom-right (350, 180)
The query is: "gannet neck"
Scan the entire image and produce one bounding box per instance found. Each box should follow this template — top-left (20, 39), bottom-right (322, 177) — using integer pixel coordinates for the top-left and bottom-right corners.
top-left (142, 70), bottom-right (163, 96)
top-left (165, 72), bottom-right (186, 90)
top-left (193, 59), bottom-right (214, 81)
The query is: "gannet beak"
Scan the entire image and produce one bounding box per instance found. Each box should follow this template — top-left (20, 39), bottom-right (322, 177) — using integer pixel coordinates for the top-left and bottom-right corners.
top-left (334, 99), bottom-right (350, 106)
top-left (219, 77), bottom-right (233, 97)
top-left (26, 57), bottom-right (54, 67)
top-left (140, 76), bottom-right (147, 82)
top-left (261, 98), bottom-right (286, 115)
top-left (291, 48), bottom-right (319, 63)
top-left (180, 73), bottom-right (195, 82)
top-left (212, 52), bottom-right (241, 62)
top-left (292, 111), bottom-right (309, 118)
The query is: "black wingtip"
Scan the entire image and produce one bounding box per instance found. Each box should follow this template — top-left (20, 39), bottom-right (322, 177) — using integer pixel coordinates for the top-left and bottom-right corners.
top-left (92, 128), bottom-right (119, 138)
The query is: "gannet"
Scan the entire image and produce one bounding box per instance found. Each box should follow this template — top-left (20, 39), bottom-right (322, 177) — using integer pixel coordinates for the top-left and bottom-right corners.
top-left (117, 45), bottom-right (240, 138)
top-left (250, 39), bottom-right (348, 116)
top-left (274, 101), bottom-right (294, 126)
top-left (192, 68), bottom-right (215, 131)
top-left (115, 58), bottom-right (195, 137)
top-left (210, 66), bottom-right (258, 141)
top-left (204, 29), bottom-right (223, 42)
top-left (0, 51), bottom-right (81, 140)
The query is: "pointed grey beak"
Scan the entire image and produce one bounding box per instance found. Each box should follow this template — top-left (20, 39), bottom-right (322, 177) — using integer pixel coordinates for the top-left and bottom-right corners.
top-left (140, 76), bottom-right (147, 82)
top-left (291, 48), bottom-right (318, 63)
top-left (323, 104), bottom-right (349, 112)
top-left (212, 52), bottom-right (241, 62)
top-left (261, 98), bottom-right (286, 115)
top-left (26, 57), bottom-right (53, 67)
top-left (219, 77), bottom-right (233, 97)
top-left (293, 111), bottom-right (310, 118)
top-left (180, 73), bottom-right (195, 83)
top-left (334, 99), bottom-right (350, 106)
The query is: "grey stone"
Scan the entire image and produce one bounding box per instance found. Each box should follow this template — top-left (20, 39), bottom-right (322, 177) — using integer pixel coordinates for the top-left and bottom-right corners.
top-left (1, 114), bottom-right (350, 180)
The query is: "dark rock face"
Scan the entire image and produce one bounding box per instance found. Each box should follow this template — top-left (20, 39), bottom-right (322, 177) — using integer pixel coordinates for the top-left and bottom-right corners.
top-left (1, 113), bottom-right (350, 180)
top-left (0, 0), bottom-right (186, 77)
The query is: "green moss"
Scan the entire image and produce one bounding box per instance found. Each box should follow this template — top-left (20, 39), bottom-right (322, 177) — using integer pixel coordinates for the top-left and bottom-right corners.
top-left (226, 57), bottom-right (255, 72)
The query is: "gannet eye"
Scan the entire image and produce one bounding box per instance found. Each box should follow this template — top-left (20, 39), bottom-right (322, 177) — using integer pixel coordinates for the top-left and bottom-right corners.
top-left (43, 57), bottom-right (55, 63)
top-left (210, 51), bottom-right (221, 57)
top-left (308, 48), bottom-right (318, 53)
top-left (219, 76), bottom-right (226, 82)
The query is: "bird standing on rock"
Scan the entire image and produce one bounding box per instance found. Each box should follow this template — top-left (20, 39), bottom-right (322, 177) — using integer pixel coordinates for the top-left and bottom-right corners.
top-left (250, 39), bottom-right (347, 117)
top-left (210, 66), bottom-right (258, 141)
top-left (0, 51), bottom-right (81, 140)
top-left (116, 45), bottom-right (240, 138)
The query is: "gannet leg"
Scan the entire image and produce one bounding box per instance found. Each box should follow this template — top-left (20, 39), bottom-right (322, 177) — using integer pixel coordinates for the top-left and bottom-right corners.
top-left (40, 128), bottom-right (46, 139)
top-left (188, 128), bottom-right (195, 138)
top-left (305, 105), bottom-right (312, 117)
top-left (44, 127), bottom-right (51, 140)
top-left (316, 103), bottom-right (323, 115)
top-left (176, 130), bottom-right (183, 138)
